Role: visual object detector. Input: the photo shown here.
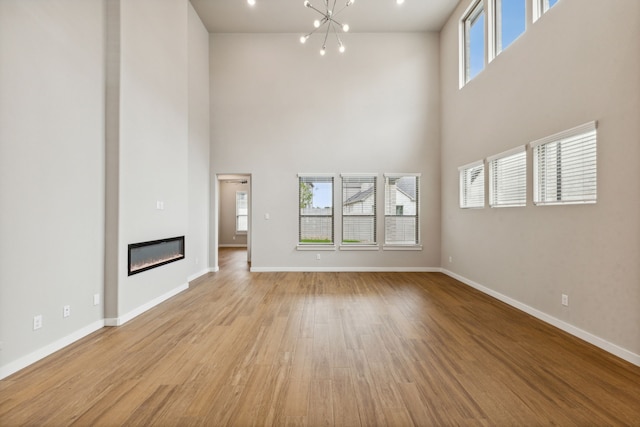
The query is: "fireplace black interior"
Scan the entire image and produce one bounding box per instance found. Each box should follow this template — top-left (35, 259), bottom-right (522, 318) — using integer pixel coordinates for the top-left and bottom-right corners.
top-left (128, 236), bottom-right (185, 276)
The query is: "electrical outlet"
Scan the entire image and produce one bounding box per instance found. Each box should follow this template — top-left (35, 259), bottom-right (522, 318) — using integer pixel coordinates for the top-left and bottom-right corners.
top-left (316, 254), bottom-right (321, 260)
top-left (561, 294), bottom-right (569, 307)
top-left (63, 305), bottom-right (71, 318)
top-left (195, 257), bottom-right (199, 265)
top-left (449, 256), bottom-right (453, 263)
top-left (33, 315), bottom-right (43, 330)
top-left (93, 294), bottom-right (100, 306)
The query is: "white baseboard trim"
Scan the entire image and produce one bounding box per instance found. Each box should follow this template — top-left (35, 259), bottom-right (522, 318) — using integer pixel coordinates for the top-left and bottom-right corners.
top-left (250, 266), bottom-right (441, 273)
top-left (442, 269), bottom-right (640, 367)
top-left (105, 283), bottom-right (189, 327)
top-left (0, 319), bottom-right (105, 380)
top-left (187, 269), bottom-right (210, 283)
top-left (219, 244), bottom-right (247, 248)
top-left (209, 266), bottom-right (219, 273)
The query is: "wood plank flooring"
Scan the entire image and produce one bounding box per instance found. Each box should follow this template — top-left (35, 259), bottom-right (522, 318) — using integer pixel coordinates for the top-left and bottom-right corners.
top-left (1, 247), bottom-right (639, 426)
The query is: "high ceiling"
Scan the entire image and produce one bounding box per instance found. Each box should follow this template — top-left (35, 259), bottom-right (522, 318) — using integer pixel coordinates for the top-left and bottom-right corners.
top-left (190, 0), bottom-right (459, 34)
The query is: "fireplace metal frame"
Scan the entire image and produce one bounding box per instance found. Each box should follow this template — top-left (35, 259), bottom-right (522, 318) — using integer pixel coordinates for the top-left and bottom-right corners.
top-left (127, 236), bottom-right (185, 276)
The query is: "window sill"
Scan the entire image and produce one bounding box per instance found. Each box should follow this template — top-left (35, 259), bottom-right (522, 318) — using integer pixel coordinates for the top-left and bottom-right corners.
top-left (339, 245), bottom-right (380, 251)
top-left (296, 245), bottom-right (336, 251)
top-left (383, 245), bottom-right (423, 251)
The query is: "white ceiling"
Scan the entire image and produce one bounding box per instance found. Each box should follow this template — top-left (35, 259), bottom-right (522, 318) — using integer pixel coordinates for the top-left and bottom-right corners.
top-left (190, 0), bottom-right (459, 34)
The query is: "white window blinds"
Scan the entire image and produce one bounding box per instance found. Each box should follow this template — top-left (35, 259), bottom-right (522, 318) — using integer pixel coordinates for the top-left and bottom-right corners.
top-left (459, 161), bottom-right (485, 208)
top-left (488, 146), bottom-right (526, 208)
top-left (531, 121), bottom-right (597, 205)
top-left (342, 174), bottom-right (377, 245)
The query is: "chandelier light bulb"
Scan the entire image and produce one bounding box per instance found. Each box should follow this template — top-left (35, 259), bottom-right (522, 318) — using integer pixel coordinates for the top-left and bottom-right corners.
top-left (300, 35), bottom-right (308, 44)
top-left (339, 44), bottom-right (346, 53)
top-left (320, 47), bottom-right (326, 56)
top-left (396, 0), bottom-right (404, 3)
top-left (247, 0), bottom-right (256, 5)
top-left (348, 0), bottom-right (355, 5)
top-left (342, 23), bottom-right (350, 32)
top-left (304, 0), bottom-right (311, 7)
top-left (314, 19), bottom-right (321, 28)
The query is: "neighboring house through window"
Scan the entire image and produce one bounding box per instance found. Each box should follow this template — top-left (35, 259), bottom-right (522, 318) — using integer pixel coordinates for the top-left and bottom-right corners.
top-left (384, 174), bottom-right (420, 246)
top-left (341, 174), bottom-right (377, 246)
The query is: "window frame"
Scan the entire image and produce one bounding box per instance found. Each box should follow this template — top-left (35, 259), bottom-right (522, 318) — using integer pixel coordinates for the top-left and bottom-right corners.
top-left (340, 173), bottom-right (379, 250)
top-left (530, 121), bottom-right (597, 206)
top-left (297, 174), bottom-right (336, 250)
top-left (383, 173), bottom-right (422, 250)
top-left (460, 0), bottom-right (486, 87)
top-left (493, 0), bottom-right (526, 56)
top-left (534, 0), bottom-right (560, 22)
top-left (459, 160), bottom-right (486, 209)
top-left (488, 146), bottom-right (527, 208)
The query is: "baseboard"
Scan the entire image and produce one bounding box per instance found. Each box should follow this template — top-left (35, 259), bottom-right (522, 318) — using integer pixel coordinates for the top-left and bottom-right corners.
top-left (0, 320), bottom-right (105, 380)
top-left (104, 283), bottom-right (189, 327)
top-left (218, 244), bottom-right (247, 248)
top-left (187, 269), bottom-right (210, 283)
top-left (441, 269), bottom-right (640, 368)
top-left (210, 266), bottom-right (219, 273)
top-left (250, 266), bottom-right (441, 273)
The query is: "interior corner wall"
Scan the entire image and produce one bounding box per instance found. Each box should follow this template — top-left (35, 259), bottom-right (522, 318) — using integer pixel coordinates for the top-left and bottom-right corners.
top-left (0, 0), bottom-right (106, 374)
top-left (210, 33), bottom-right (442, 270)
top-left (115, 0), bottom-right (190, 318)
top-left (187, 3), bottom-right (211, 280)
top-left (440, 0), bottom-right (640, 360)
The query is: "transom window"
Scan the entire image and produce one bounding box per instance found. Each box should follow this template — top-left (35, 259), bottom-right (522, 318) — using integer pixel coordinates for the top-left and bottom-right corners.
top-left (462, 0), bottom-right (485, 84)
top-left (495, 0), bottom-right (526, 55)
top-left (384, 174), bottom-right (420, 245)
top-left (342, 174), bottom-right (377, 246)
top-left (531, 122), bottom-right (597, 205)
top-left (298, 175), bottom-right (334, 245)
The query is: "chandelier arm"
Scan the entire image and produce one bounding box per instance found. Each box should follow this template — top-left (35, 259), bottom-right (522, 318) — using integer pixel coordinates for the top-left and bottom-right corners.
top-left (332, 0), bottom-right (352, 17)
top-left (307, 4), bottom-right (327, 16)
top-left (322, 19), bottom-right (331, 48)
top-left (332, 22), bottom-right (343, 46)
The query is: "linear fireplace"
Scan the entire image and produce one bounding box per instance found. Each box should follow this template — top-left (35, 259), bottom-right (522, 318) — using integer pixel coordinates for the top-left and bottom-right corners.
top-left (128, 236), bottom-right (185, 276)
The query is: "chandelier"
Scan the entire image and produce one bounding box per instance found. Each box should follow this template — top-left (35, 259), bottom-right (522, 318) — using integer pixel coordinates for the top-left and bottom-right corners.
top-left (299, 0), bottom-right (353, 56)
top-left (247, 0), bottom-right (406, 56)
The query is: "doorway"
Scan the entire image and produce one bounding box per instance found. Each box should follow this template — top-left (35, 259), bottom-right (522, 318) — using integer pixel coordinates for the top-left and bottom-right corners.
top-left (216, 174), bottom-right (251, 267)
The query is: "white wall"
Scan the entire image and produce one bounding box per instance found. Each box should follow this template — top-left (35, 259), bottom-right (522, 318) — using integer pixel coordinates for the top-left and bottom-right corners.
top-left (440, 0), bottom-right (640, 361)
top-left (187, 3), bottom-right (211, 280)
top-left (210, 33), bottom-right (442, 270)
top-left (114, 0), bottom-right (190, 318)
top-left (0, 0), bottom-right (105, 374)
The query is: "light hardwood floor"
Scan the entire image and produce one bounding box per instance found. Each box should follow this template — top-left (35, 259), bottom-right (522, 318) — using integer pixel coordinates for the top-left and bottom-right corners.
top-left (1, 247), bottom-right (639, 426)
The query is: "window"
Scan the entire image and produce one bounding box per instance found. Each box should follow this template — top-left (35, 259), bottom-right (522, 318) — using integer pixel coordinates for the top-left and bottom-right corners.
top-left (488, 146), bottom-right (526, 207)
top-left (495, 0), bottom-right (526, 54)
top-left (534, 0), bottom-right (559, 21)
top-left (459, 160), bottom-right (485, 208)
top-left (531, 122), bottom-right (597, 205)
top-left (236, 191), bottom-right (248, 233)
top-left (384, 174), bottom-right (420, 245)
top-left (342, 174), bottom-right (377, 246)
top-left (298, 175), bottom-right (334, 245)
top-left (462, 0), bottom-right (485, 84)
